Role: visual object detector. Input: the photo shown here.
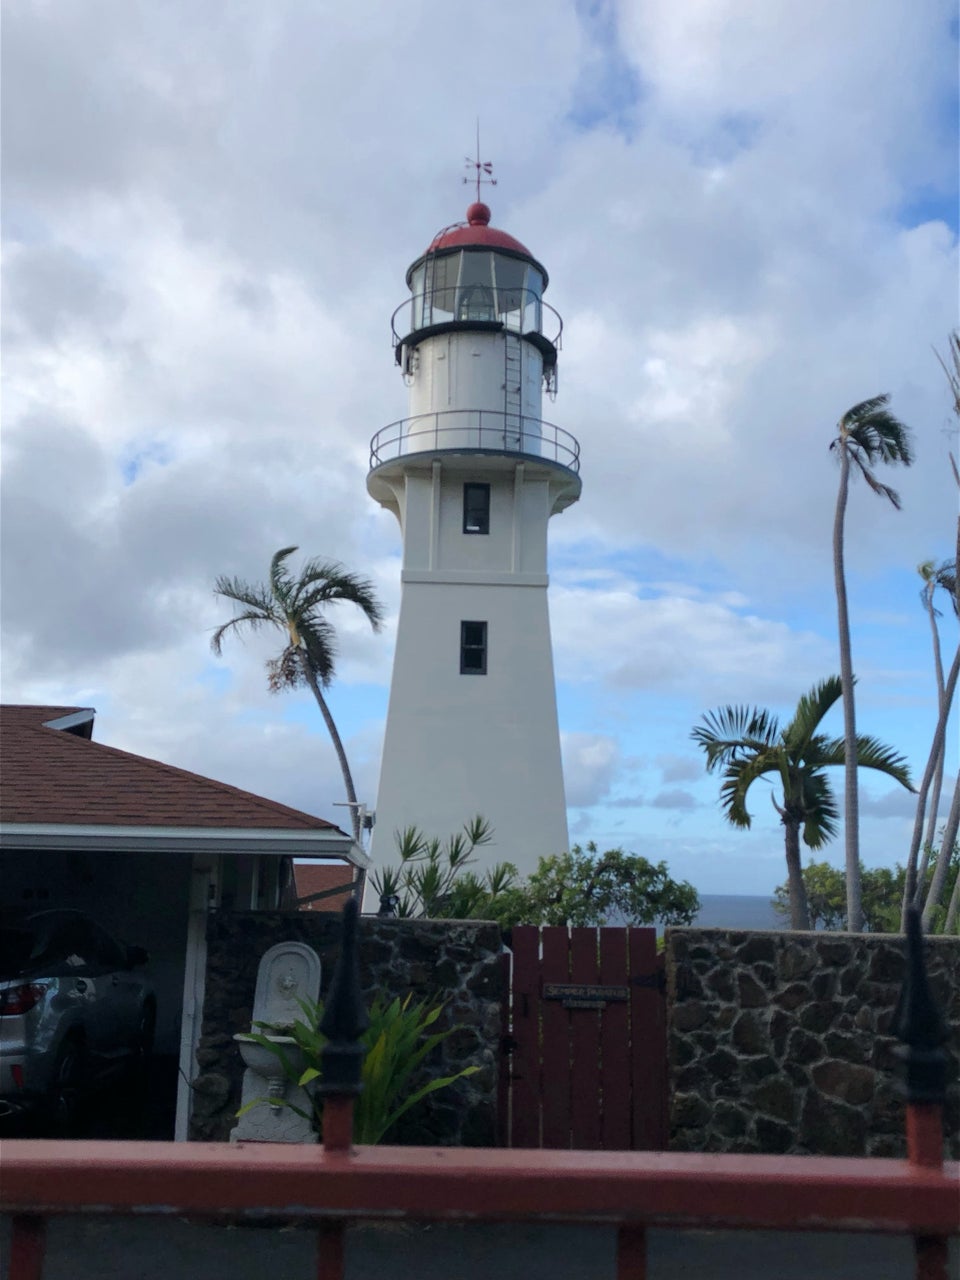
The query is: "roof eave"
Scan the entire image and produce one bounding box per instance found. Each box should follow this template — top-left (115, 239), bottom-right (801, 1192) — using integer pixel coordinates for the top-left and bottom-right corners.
top-left (41, 708), bottom-right (96, 737)
top-left (0, 823), bottom-right (371, 868)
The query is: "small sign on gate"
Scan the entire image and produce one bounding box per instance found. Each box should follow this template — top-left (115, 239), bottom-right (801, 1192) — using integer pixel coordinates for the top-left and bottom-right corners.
top-left (542, 983), bottom-right (629, 1009)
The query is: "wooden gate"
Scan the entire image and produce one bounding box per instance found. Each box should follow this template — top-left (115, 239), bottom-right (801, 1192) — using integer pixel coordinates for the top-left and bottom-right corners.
top-left (499, 925), bottom-right (667, 1151)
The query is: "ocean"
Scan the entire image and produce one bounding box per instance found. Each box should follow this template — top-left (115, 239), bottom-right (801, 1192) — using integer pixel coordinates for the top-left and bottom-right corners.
top-left (690, 894), bottom-right (784, 931)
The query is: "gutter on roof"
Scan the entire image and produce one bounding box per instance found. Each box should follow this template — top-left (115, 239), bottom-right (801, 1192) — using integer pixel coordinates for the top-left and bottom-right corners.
top-left (0, 824), bottom-right (370, 869)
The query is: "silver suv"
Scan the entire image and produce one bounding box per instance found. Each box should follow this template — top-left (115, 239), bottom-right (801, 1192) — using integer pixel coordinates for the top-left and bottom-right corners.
top-left (0, 909), bottom-right (155, 1128)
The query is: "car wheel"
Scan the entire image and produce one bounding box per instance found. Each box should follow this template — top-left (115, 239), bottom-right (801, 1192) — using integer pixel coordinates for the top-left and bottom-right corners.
top-left (47, 1037), bottom-right (85, 1134)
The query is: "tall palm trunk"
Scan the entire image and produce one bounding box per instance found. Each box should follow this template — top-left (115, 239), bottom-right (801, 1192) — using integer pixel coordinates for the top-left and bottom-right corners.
top-left (914, 579), bottom-right (948, 897)
top-left (944, 859), bottom-right (960, 934)
top-left (299, 652), bottom-right (362, 845)
top-left (783, 819), bottom-right (811, 930)
top-left (922, 774), bottom-right (960, 931)
top-left (914, 738), bottom-right (944, 898)
top-left (902, 642), bottom-right (960, 925)
top-left (833, 446), bottom-right (863, 931)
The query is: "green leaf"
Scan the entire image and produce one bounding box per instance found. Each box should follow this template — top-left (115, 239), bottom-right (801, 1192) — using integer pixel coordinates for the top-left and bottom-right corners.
top-left (236, 1096), bottom-right (312, 1122)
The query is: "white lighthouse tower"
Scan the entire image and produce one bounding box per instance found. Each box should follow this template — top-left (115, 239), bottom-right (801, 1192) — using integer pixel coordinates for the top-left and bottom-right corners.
top-left (367, 194), bottom-right (581, 877)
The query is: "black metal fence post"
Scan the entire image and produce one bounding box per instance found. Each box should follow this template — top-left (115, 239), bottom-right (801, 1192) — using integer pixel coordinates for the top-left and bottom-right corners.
top-left (318, 898), bottom-right (369, 1152)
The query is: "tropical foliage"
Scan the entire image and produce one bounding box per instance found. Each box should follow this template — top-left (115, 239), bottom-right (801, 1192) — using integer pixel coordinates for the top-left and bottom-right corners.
top-left (692, 677), bottom-right (913, 930)
top-left (239, 993), bottom-right (477, 1144)
top-left (499, 844), bottom-right (699, 928)
top-left (371, 816), bottom-right (519, 919)
top-left (830, 394), bottom-right (914, 930)
top-left (774, 844), bottom-right (959, 935)
top-left (212, 546), bottom-right (383, 842)
top-left (372, 823), bottom-right (698, 928)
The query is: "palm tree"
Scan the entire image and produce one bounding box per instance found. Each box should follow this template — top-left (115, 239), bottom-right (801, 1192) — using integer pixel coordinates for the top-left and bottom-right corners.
top-left (906, 559), bottom-right (958, 907)
top-left (212, 547), bottom-right (384, 843)
top-left (830, 394), bottom-right (913, 930)
top-left (692, 677), bottom-right (913, 930)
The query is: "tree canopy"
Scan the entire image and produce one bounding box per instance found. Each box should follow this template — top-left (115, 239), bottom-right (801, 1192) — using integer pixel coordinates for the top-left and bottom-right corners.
top-left (212, 546), bottom-right (383, 842)
top-left (372, 825), bottom-right (699, 930)
top-left (692, 676), bottom-right (913, 930)
top-left (774, 846), bottom-right (959, 935)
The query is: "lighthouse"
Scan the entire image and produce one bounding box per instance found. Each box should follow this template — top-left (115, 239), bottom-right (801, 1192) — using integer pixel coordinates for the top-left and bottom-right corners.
top-left (367, 196), bottom-right (581, 878)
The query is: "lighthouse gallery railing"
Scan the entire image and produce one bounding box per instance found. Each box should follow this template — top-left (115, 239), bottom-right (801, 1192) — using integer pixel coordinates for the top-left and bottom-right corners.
top-left (369, 410), bottom-right (581, 473)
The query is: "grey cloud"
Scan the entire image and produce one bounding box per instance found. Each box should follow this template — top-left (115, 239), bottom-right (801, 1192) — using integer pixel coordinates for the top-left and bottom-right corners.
top-left (656, 754), bottom-right (704, 784)
top-left (0, 410), bottom-right (380, 683)
top-left (1, 0), bottom-right (954, 884)
top-left (3, 246), bottom-right (125, 342)
top-left (2, 3), bottom-right (191, 200)
top-left (859, 780), bottom-right (950, 821)
top-left (651, 789), bottom-right (699, 811)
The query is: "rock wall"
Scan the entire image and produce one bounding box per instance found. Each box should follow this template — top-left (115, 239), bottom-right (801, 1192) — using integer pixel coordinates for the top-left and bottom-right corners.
top-left (665, 929), bottom-right (960, 1157)
top-left (190, 911), bottom-right (504, 1145)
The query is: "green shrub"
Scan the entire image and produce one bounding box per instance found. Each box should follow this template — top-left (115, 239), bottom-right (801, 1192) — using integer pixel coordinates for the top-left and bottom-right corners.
top-left (239, 993), bottom-right (478, 1144)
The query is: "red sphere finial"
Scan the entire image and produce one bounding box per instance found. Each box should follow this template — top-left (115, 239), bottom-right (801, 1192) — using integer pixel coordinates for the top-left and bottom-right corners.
top-left (466, 202), bottom-right (491, 227)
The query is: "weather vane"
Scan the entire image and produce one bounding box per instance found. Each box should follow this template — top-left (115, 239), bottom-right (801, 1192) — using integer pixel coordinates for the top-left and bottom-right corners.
top-left (464, 121), bottom-right (496, 202)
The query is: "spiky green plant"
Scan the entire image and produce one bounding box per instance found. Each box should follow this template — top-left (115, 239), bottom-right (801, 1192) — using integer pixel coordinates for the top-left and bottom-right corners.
top-left (238, 993), bottom-right (478, 1144)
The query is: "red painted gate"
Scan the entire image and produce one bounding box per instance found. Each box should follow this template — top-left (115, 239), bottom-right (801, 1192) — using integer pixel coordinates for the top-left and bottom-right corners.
top-left (500, 926), bottom-right (667, 1150)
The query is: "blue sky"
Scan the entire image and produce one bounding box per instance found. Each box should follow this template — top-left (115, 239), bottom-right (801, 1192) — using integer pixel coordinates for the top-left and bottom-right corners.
top-left (2, 0), bottom-right (957, 898)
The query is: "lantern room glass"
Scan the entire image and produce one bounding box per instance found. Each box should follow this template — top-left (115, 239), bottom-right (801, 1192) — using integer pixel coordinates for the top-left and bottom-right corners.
top-left (411, 250), bottom-right (543, 335)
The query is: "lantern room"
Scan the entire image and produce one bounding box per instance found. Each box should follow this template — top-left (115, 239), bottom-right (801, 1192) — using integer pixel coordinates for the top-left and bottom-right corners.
top-left (372, 201), bottom-right (578, 486)
top-left (392, 202), bottom-right (561, 375)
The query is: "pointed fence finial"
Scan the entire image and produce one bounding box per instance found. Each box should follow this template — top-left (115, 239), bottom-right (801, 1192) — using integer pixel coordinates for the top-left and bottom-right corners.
top-left (893, 906), bottom-right (948, 1105)
top-left (319, 898), bottom-right (369, 1098)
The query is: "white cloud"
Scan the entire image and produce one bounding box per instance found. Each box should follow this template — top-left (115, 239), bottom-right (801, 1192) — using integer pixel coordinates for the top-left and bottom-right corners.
top-left (2, 0), bottom-right (955, 897)
top-left (561, 732), bottom-right (621, 807)
top-left (552, 578), bottom-right (830, 702)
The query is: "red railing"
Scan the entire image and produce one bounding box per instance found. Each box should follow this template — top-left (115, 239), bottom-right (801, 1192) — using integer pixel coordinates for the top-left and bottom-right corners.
top-left (4, 907), bottom-right (958, 1280)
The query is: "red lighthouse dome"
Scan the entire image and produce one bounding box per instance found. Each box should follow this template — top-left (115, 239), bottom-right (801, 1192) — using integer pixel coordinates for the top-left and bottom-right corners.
top-left (407, 203), bottom-right (548, 289)
top-left (423, 201), bottom-right (536, 260)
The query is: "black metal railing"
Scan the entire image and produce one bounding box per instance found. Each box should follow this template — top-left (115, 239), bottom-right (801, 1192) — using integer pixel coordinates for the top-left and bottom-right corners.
top-left (391, 288), bottom-right (562, 351)
top-left (369, 410), bottom-right (581, 473)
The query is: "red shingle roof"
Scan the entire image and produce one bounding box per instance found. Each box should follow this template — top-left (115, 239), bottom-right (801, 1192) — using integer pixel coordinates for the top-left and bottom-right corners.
top-left (293, 862), bottom-right (355, 912)
top-left (0, 705), bottom-right (343, 832)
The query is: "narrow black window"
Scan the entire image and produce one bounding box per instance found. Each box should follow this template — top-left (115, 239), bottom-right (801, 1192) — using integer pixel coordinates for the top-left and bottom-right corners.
top-left (460, 621), bottom-right (487, 675)
top-left (463, 483), bottom-right (490, 534)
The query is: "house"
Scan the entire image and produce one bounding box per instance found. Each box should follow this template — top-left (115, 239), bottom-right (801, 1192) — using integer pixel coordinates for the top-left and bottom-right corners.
top-left (291, 862), bottom-right (355, 913)
top-left (0, 704), bottom-right (368, 1138)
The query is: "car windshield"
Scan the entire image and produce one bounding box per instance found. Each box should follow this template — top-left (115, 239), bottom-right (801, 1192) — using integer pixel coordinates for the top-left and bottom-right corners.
top-left (0, 912), bottom-right (122, 979)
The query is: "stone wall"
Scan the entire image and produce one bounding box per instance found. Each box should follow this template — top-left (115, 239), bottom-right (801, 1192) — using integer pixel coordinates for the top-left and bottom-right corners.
top-left (665, 929), bottom-right (960, 1158)
top-left (190, 911), bottom-right (503, 1145)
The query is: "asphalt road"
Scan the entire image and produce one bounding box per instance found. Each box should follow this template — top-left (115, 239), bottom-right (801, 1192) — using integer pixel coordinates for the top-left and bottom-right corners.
top-left (3, 1217), bottom-right (956, 1280)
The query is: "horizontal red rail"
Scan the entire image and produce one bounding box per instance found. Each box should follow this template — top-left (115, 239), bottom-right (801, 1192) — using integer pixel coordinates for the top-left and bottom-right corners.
top-left (6, 909), bottom-right (955, 1280)
top-left (3, 1140), bottom-right (958, 1236)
